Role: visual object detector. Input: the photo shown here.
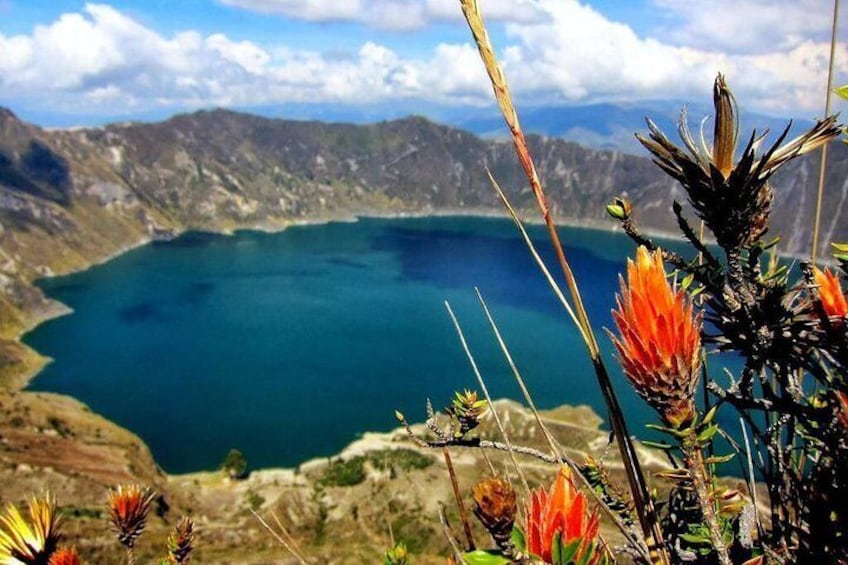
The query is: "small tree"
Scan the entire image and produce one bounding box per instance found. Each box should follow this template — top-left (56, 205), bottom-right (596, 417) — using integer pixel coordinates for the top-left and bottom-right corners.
top-left (222, 448), bottom-right (248, 480)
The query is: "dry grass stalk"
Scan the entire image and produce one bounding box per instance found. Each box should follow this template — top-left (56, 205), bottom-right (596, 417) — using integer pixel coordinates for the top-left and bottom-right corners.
top-left (476, 287), bottom-right (648, 556)
top-left (250, 510), bottom-right (310, 565)
top-left (444, 300), bottom-right (532, 498)
top-left (811, 0), bottom-right (841, 263)
top-left (485, 170), bottom-right (588, 346)
top-left (459, 2), bottom-right (667, 561)
top-left (474, 286), bottom-right (561, 459)
top-left (442, 447), bottom-right (476, 551)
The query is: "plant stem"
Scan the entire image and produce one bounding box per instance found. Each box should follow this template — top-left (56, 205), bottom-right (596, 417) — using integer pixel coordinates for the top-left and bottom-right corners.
top-left (811, 0), bottom-right (840, 263)
top-left (683, 432), bottom-right (732, 565)
top-left (458, 4), bottom-right (667, 561)
top-left (443, 447), bottom-right (476, 552)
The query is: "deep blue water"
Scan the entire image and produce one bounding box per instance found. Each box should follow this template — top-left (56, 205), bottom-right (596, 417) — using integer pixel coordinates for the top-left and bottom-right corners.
top-left (24, 216), bottom-right (734, 474)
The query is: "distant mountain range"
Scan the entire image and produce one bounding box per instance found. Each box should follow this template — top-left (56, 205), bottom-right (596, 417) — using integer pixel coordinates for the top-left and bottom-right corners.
top-left (201, 100), bottom-right (817, 155)
top-left (23, 99), bottom-right (815, 156)
top-left (0, 105), bottom-right (846, 375)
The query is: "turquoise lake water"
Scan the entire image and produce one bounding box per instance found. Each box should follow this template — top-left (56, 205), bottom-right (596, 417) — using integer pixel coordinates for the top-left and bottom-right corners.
top-left (25, 216), bottom-right (730, 474)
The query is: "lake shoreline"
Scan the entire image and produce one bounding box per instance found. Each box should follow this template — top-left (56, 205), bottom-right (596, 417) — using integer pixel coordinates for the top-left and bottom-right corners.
top-left (10, 207), bottom-right (665, 394)
top-left (3, 208), bottom-right (802, 476)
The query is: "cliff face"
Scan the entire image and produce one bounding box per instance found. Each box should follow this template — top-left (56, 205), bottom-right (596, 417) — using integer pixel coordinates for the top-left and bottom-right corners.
top-left (1, 106), bottom-right (847, 368)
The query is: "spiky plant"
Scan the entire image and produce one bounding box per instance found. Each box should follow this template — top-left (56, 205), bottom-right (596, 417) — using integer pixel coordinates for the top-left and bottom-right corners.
top-left (162, 517), bottom-right (194, 565)
top-left (471, 477), bottom-right (517, 557)
top-left (47, 547), bottom-right (81, 565)
top-left (0, 494), bottom-right (62, 565)
top-left (445, 389), bottom-right (488, 437)
top-left (106, 485), bottom-right (155, 565)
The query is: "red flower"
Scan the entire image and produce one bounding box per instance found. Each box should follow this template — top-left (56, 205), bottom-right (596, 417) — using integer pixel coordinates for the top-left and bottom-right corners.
top-left (49, 546), bottom-right (82, 565)
top-left (525, 468), bottom-right (600, 564)
top-left (610, 246), bottom-right (703, 428)
top-left (813, 267), bottom-right (848, 320)
top-left (107, 485), bottom-right (155, 550)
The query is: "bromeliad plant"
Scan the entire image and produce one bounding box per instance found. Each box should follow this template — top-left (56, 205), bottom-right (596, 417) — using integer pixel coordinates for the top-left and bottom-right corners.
top-left (0, 487), bottom-right (196, 565)
top-left (391, 1), bottom-right (848, 564)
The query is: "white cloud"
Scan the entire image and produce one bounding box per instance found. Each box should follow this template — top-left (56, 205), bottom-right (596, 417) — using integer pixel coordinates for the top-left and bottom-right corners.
top-left (650, 0), bottom-right (834, 54)
top-left (217, 0), bottom-right (546, 29)
top-left (0, 1), bottom-right (845, 120)
top-left (498, 0), bottom-right (847, 113)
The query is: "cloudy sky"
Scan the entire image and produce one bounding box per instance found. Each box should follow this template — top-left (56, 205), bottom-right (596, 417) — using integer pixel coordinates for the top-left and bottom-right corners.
top-left (0, 0), bottom-right (846, 126)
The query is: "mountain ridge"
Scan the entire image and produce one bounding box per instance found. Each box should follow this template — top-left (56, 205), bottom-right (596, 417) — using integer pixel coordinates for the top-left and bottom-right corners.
top-left (0, 105), bottom-right (846, 382)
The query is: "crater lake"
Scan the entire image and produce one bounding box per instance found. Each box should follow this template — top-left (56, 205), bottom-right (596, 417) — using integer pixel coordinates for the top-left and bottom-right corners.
top-left (25, 216), bottom-right (718, 473)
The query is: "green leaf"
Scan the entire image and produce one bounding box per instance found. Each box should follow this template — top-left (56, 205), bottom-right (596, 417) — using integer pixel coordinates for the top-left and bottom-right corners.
top-left (642, 440), bottom-right (674, 450)
top-left (701, 405), bottom-right (718, 426)
top-left (561, 537), bottom-right (584, 565)
top-left (551, 532), bottom-right (565, 565)
top-left (510, 526), bottom-right (526, 552)
top-left (760, 236), bottom-right (781, 250)
top-left (689, 286), bottom-right (706, 298)
top-left (645, 423), bottom-right (688, 438)
top-left (696, 423), bottom-right (719, 444)
top-left (681, 272), bottom-right (695, 290)
top-left (704, 453), bottom-right (736, 465)
top-left (679, 532), bottom-right (711, 545)
top-left (574, 541), bottom-right (596, 565)
top-left (834, 84), bottom-right (848, 101)
top-left (606, 203), bottom-right (627, 221)
top-left (461, 550), bottom-right (512, 565)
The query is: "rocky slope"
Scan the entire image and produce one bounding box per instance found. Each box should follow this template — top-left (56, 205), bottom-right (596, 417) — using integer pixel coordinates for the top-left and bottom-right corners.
top-left (3, 395), bottom-right (745, 564)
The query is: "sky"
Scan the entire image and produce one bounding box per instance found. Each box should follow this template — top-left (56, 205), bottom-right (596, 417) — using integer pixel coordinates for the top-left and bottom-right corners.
top-left (0, 0), bottom-right (846, 127)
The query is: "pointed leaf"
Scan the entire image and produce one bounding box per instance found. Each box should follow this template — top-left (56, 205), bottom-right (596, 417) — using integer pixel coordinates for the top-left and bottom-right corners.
top-left (704, 453), bottom-right (736, 465)
top-left (701, 405), bottom-right (719, 426)
top-left (551, 532), bottom-right (565, 565)
top-left (696, 423), bottom-right (719, 443)
top-left (558, 536), bottom-right (584, 565)
top-left (510, 526), bottom-right (526, 552)
top-left (642, 440), bottom-right (674, 450)
top-left (679, 532), bottom-right (711, 545)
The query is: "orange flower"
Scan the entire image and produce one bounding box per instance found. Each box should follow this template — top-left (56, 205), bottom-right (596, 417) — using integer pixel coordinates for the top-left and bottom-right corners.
top-left (610, 246), bottom-right (703, 428)
top-left (525, 467), bottom-right (600, 564)
top-left (107, 485), bottom-right (155, 550)
top-left (49, 546), bottom-right (82, 565)
top-left (813, 267), bottom-right (848, 320)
